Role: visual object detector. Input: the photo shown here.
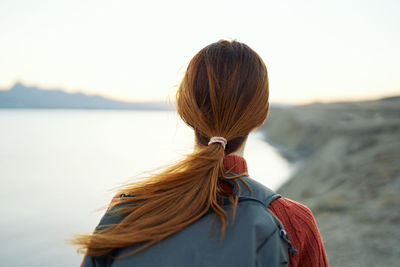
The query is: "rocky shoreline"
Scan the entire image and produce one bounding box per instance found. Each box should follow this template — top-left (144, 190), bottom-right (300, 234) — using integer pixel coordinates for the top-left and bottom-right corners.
top-left (262, 98), bottom-right (400, 267)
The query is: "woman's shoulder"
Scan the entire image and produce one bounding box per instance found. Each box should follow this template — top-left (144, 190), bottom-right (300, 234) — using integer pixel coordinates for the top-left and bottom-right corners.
top-left (268, 197), bottom-right (329, 267)
top-left (268, 196), bottom-right (320, 239)
top-left (269, 197), bottom-right (315, 219)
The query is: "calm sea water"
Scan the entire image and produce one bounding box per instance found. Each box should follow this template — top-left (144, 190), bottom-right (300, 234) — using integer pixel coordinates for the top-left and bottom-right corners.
top-left (0, 109), bottom-right (292, 267)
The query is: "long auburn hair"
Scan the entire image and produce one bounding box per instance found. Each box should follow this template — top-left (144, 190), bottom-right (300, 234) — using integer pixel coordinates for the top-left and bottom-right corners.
top-left (73, 39), bottom-right (270, 257)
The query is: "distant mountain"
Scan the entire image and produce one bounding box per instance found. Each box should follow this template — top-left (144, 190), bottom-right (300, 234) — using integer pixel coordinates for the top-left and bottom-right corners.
top-left (0, 82), bottom-right (170, 110)
top-left (380, 95), bottom-right (400, 101)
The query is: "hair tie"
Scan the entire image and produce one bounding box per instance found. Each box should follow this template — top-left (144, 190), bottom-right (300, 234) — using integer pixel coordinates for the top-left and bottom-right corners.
top-left (208, 136), bottom-right (228, 150)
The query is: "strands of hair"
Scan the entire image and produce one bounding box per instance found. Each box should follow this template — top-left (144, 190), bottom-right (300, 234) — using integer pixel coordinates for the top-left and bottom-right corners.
top-left (72, 39), bottom-right (270, 257)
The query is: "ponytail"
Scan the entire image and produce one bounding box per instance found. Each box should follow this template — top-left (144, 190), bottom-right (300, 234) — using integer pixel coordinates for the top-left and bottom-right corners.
top-left (74, 142), bottom-right (240, 256)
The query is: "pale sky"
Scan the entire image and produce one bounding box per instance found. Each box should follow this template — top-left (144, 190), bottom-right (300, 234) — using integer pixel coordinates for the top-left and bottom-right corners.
top-left (0, 0), bottom-right (399, 104)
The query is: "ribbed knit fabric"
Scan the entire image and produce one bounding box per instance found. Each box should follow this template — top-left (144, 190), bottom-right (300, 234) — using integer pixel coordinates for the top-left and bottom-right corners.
top-left (223, 155), bottom-right (329, 267)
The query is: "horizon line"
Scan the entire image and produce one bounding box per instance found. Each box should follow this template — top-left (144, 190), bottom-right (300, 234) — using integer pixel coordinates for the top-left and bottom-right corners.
top-left (1, 80), bottom-right (398, 106)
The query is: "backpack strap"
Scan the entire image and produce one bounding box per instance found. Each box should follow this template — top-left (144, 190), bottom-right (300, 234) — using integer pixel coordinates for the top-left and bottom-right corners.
top-left (233, 175), bottom-right (298, 258)
top-left (235, 175), bottom-right (281, 204)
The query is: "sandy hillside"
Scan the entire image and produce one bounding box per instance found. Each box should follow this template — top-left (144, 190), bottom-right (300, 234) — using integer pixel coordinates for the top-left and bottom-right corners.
top-left (262, 97), bottom-right (400, 267)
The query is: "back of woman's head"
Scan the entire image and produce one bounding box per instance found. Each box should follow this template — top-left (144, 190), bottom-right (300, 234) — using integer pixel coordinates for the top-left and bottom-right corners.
top-left (73, 39), bottom-right (270, 257)
top-left (177, 39), bottom-right (269, 154)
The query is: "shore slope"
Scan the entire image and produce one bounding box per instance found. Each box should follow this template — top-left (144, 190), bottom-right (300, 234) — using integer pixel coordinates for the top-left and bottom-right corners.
top-left (262, 98), bottom-right (400, 266)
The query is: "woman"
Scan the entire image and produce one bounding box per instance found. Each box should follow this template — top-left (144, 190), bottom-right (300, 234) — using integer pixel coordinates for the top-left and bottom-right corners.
top-left (74, 40), bottom-right (328, 266)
